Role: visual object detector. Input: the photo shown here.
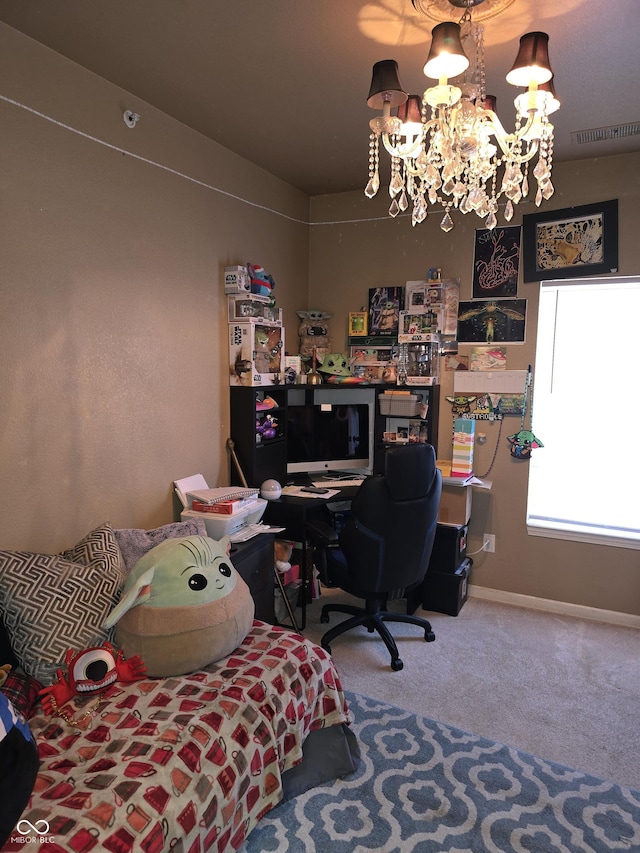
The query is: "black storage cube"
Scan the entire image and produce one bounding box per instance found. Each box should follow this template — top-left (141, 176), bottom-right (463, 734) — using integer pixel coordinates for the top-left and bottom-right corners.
top-left (428, 523), bottom-right (468, 573)
top-left (423, 557), bottom-right (471, 616)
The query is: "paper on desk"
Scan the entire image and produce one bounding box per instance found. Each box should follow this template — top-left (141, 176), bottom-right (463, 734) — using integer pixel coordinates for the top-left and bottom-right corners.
top-left (281, 486), bottom-right (341, 499)
top-left (441, 475), bottom-right (491, 489)
top-left (229, 523), bottom-right (285, 543)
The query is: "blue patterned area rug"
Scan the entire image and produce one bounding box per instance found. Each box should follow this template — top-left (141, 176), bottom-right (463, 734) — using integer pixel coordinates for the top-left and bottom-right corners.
top-left (243, 690), bottom-right (640, 853)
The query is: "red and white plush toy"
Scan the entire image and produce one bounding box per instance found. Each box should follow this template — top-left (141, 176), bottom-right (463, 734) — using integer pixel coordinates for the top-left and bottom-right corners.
top-left (39, 642), bottom-right (146, 715)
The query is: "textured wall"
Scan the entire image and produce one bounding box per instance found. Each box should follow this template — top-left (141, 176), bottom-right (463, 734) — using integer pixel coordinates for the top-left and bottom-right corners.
top-left (0, 24), bottom-right (309, 551)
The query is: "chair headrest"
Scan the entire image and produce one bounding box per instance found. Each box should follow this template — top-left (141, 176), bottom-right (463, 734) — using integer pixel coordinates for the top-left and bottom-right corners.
top-left (384, 444), bottom-right (437, 501)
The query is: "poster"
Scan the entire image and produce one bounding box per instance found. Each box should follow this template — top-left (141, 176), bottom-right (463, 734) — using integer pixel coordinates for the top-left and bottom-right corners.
top-left (457, 299), bottom-right (527, 344)
top-left (368, 286), bottom-right (404, 335)
top-left (472, 226), bottom-right (521, 298)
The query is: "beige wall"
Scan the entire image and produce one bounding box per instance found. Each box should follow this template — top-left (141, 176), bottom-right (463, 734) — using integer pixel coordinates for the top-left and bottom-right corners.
top-left (1, 22), bottom-right (638, 616)
top-left (309, 153), bottom-right (640, 616)
top-left (0, 24), bottom-right (309, 551)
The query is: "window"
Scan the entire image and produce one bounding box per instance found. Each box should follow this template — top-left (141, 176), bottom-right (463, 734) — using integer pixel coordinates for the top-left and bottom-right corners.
top-left (527, 276), bottom-right (640, 549)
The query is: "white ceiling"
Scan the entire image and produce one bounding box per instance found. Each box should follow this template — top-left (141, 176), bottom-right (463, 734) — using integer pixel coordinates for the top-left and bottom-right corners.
top-left (1, 0), bottom-right (638, 197)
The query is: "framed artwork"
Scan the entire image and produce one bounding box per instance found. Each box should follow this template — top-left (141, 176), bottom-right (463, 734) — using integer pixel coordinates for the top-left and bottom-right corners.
top-left (473, 226), bottom-right (521, 298)
top-left (368, 286), bottom-right (404, 335)
top-left (522, 199), bottom-right (618, 283)
top-left (457, 299), bottom-right (527, 344)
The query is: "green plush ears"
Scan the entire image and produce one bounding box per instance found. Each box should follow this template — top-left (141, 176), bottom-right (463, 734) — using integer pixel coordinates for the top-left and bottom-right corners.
top-left (103, 567), bottom-right (155, 629)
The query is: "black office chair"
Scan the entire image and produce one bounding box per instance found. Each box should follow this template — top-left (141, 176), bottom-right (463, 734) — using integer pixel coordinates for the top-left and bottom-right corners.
top-left (309, 443), bottom-right (442, 671)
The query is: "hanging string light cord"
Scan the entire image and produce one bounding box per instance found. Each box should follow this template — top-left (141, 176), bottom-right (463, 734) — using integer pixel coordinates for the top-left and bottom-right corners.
top-left (0, 93), bottom-right (527, 228)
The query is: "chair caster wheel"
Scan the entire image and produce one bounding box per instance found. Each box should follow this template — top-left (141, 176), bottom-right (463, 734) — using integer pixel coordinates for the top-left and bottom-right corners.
top-left (320, 613), bottom-right (330, 624)
top-left (425, 630), bottom-right (436, 642)
top-left (323, 643), bottom-right (332, 655)
top-left (391, 658), bottom-right (404, 671)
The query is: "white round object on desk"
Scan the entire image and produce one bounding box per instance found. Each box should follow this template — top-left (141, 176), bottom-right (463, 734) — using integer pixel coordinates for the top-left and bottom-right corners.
top-left (261, 479), bottom-right (282, 500)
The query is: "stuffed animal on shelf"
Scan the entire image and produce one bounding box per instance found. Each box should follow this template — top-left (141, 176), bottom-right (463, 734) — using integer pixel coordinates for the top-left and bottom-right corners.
top-left (103, 535), bottom-right (254, 677)
top-left (297, 310), bottom-right (332, 364)
top-left (38, 642), bottom-right (146, 716)
top-left (256, 413), bottom-right (278, 440)
top-left (318, 352), bottom-right (368, 384)
top-left (247, 263), bottom-right (276, 300)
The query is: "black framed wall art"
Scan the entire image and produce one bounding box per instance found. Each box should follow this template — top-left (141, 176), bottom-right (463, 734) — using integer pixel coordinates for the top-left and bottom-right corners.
top-left (522, 199), bottom-right (618, 283)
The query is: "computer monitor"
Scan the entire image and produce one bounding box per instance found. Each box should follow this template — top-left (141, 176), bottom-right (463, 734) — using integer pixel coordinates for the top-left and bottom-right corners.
top-left (286, 386), bottom-right (375, 476)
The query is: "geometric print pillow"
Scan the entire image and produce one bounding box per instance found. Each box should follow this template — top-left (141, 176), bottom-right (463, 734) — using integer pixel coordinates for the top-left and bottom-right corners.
top-left (0, 523), bottom-right (125, 685)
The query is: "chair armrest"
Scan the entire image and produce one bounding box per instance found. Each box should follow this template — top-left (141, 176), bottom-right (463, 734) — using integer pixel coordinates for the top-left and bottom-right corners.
top-left (305, 519), bottom-right (339, 547)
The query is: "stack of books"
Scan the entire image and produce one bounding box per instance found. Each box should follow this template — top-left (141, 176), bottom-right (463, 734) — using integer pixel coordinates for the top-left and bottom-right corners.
top-left (186, 487), bottom-right (260, 516)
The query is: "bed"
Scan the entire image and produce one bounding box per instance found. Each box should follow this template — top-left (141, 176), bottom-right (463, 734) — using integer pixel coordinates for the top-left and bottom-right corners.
top-left (0, 522), bottom-right (359, 852)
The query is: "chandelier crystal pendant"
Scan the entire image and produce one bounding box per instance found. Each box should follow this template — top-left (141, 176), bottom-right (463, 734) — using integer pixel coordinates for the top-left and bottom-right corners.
top-left (365, 0), bottom-right (559, 231)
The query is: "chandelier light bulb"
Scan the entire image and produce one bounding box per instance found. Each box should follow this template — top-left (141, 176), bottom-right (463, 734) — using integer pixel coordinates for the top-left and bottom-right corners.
top-left (423, 22), bottom-right (470, 80)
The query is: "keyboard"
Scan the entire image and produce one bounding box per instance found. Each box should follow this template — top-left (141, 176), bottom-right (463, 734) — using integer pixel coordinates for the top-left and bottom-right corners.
top-left (312, 478), bottom-right (365, 488)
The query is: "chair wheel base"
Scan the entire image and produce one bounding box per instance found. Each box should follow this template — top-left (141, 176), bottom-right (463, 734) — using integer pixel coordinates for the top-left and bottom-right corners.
top-left (391, 658), bottom-right (404, 671)
top-left (425, 630), bottom-right (436, 642)
top-left (320, 613), bottom-right (330, 624)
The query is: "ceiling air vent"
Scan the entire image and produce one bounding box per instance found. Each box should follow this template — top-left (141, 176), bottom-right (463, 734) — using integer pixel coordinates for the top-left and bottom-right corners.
top-left (571, 122), bottom-right (640, 145)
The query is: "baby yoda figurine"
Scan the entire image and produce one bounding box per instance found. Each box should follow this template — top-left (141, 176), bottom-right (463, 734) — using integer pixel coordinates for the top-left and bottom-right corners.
top-left (317, 353), bottom-right (367, 384)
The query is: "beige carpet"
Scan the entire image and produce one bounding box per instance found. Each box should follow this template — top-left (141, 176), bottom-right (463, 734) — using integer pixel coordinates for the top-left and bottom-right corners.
top-left (299, 586), bottom-right (640, 792)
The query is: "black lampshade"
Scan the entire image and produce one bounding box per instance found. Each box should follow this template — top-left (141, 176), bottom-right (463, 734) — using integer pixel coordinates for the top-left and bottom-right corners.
top-left (506, 32), bottom-right (553, 87)
top-left (483, 94), bottom-right (497, 113)
top-left (423, 22), bottom-right (469, 81)
top-left (397, 94), bottom-right (423, 124)
top-left (367, 60), bottom-right (408, 109)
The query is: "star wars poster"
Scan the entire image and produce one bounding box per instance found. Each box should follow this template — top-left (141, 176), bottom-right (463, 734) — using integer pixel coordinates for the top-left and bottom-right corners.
top-left (368, 286), bottom-right (404, 335)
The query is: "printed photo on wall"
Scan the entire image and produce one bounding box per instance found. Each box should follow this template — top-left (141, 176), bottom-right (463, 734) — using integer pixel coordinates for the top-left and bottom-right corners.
top-left (457, 299), bottom-right (527, 344)
top-left (368, 286), bottom-right (404, 335)
top-left (472, 226), bottom-right (521, 298)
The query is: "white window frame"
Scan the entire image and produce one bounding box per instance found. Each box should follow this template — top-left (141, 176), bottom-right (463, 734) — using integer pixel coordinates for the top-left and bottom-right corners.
top-left (527, 275), bottom-right (640, 550)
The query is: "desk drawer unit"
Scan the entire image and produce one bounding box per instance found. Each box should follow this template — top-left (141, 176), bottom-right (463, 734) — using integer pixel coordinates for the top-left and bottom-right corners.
top-left (230, 534), bottom-right (276, 624)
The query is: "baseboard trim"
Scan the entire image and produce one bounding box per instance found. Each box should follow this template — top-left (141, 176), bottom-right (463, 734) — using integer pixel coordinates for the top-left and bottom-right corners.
top-left (468, 585), bottom-right (640, 629)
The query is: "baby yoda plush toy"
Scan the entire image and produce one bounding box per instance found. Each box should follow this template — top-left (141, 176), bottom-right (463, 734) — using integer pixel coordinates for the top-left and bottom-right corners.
top-left (317, 353), bottom-right (367, 384)
top-left (104, 535), bottom-right (254, 677)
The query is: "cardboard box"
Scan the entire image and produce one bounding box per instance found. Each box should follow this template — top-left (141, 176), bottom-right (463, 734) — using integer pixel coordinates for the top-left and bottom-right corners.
top-left (284, 355), bottom-right (302, 385)
top-left (227, 295), bottom-right (281, 325)
top-left (398, 313), bottom-right (439, 342)
top-left (422, 558), bottom-right (471, 616)
top-left (451, 417), bottom-right (474, 478)
top-left (229, 322), bottom-right (285, 386)
top-left (437, 482), bottom-right (472, 525)
top-left (224, 265), bottom-right (251, 294)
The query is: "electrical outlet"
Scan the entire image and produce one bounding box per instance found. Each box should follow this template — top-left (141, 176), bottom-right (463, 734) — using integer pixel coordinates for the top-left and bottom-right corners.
top-left (483, 533), bottom-right (495, 553)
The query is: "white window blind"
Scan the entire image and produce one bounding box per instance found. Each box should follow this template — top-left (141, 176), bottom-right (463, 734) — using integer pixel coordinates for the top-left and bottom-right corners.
top-left (527, 276), bottom-right (640, 549)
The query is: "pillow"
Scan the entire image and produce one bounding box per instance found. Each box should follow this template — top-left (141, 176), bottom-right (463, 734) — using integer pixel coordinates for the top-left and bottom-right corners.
top-left (106, 535), bottom-right (254, 677)
top-left (115, 519), bottom-right (208, 573)
top-left (0, 523), bottom-right (125, 685)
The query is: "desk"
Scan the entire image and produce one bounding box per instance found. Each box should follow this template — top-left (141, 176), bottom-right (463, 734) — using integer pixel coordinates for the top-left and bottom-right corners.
top-left (263, 486), bottom-right (359, 629)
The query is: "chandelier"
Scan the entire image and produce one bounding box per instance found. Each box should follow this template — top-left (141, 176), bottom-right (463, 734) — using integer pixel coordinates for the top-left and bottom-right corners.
top-left (365, 0), bottom-right (559, 231)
